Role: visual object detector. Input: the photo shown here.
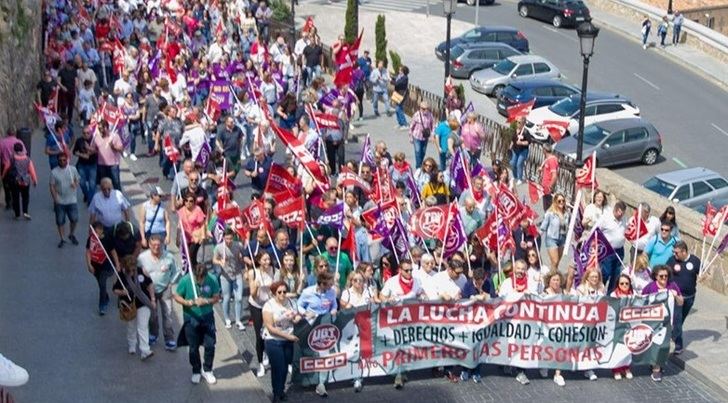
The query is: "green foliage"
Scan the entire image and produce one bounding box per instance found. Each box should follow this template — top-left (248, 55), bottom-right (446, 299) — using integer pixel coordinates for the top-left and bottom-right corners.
top-left (374, 15), bottom-right (387, 67)
top-left (270, 0), bottom-right (291, 22)
top-left (344, 0), bottom-right (358, 44)
top-left (455, 83), bottom-right (465, 103)
top-left (389, 50), bottom-right (402, 74)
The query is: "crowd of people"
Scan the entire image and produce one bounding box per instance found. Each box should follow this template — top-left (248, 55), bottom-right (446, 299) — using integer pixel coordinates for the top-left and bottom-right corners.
top-left (0, 0), bottom-right (712, 402)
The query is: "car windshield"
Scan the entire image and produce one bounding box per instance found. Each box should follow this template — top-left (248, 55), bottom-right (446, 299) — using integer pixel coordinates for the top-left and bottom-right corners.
top-left (549, 98), bottom-right (580, 117)
top-left (581, 125), bottom-right (608, 146)
top-left (492, 59), bottom-right (516, 75)
top-left (643, 177), bottom-right (677, 198)
top-left (450, 45), bottom-right (465, 60)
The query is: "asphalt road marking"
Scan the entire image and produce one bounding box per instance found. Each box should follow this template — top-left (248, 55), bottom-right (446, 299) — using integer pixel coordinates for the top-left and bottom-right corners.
top-left (672, 157), bottom-right (688, 168)
top-left (711, 123), bottom-right (728, 137)
top-left (541, 25), bottom-right (578, 42)
top-left (633, 73), bottom-right (660, 90)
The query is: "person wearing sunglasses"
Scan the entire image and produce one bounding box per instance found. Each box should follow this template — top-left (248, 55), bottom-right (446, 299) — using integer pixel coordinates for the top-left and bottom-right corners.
top-left (248, 251), bottom-right (276, 378)
top-left (262, 281), bottom-right (302, 402)
top-left (610, 274), bottom-right (635, 380)
top-left (625, 252), bottom-right (652, 295)
top-left (642, 265), bottom-right (684, 382)
top-left (574, 267), bottom-right (605, 381)
top-left (539, 271), bottom-right (568, 386)
top-left (659, 206), bottom-right (680, 239)
top-left (177, 190), bottom-right (207, 267)
top-left (665, 240), bottom-right (700, 355)
top-left (340, 271), bottom-right (373, 393)
top-left (644, 221), bottom-right (678, 267)
top-left (175, 171), bottom-right (209, 212)
top-left (539, 193), bottom-right (569, 270)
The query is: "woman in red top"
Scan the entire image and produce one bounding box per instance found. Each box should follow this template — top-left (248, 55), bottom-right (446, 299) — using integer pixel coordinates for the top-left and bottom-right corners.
top-left (538, 144), bottom-right (559, 211)
top-left (178, 191), bottom-right (207, 267)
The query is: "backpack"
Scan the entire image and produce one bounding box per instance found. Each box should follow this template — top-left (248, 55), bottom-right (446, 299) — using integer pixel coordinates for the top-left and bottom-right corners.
top-left (8, 157), bottom-right (31, 187)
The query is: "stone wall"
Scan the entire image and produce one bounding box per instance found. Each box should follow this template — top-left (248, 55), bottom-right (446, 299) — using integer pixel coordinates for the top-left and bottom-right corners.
top-left (597, 168), bottom-right (728, 295)
top-left (0, 0), bottom-right (43, 134)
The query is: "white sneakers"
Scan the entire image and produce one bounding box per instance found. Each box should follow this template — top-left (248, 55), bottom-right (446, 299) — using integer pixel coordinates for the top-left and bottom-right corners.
top-left (584, 370), bottom-right (598, 381)
top-left (201, 370), bottom-right (217, 384)
top-left (262, 353), bottom-right (270, 368)
top-left (129, 154), bottom-right (138, 161)
top-left (236, 321), bottom-right (245, 331)
top-left (315, 383), bottom-right (328, 397)
top-left (225, 319), bottom-right (232, 329)
top-left (554, 374), bottom-right (566, 387)
top-left (191, 371), bottom-right (217, 384)
top-left (256, 365), bottom-right (266, 377)
top-left (0, 353), bottom-right (29, 387)
top-left (353, 379), bottom-right (363, 392)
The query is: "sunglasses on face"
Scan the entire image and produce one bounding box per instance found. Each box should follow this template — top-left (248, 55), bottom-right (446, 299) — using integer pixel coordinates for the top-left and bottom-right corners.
top-left (185, 199), bottom-right (195, 203)
top-left (619, 282), bottom-right (630, 286)
top-left (318, 264), bottom-right (329, 268)
top-left (400, 269), bottom-right (412, 273)
top-left (352, 278), bottom-right (363, 283)
top-left (657, 274), bottom-right (668, 279)
top-left (276, 289), bottom-right (287, 294)
top-left (189, 178), bottom-right (199, 183)
top-left (661, 228), bottom-right (671, 232)
top-left (557, 199), bottom-right (565, 204)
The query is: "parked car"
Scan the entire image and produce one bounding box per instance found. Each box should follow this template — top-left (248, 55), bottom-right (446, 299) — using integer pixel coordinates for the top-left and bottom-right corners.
top-left (469, 55), bottom-right (560, 96)
top-left (496, 79), bottom-right (580, 115)
top-left (525, 94), bottom-right (639, 142)
top-left (517, 0), bottom-right (591, 28)
top-left (436, 26), bottom-right (529, 59)
top-left (643, 168), bottom-right (728, 208)
top-left (694, 195), bottom-right (728, 214)
top-left (460, 0), bottom-right (496, 5)
top-left (553, 118), bottom-right (662, 167)
top-left (449, 43), bottom-right (522, 79)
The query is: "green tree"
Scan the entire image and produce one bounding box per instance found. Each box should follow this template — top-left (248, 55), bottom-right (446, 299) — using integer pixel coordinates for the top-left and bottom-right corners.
top-left (375, 14), bottom-right (388, 67)
top-left (389, 50), bottom-right (402, 74)
top-left (344, 0), bottom-right (358, 44)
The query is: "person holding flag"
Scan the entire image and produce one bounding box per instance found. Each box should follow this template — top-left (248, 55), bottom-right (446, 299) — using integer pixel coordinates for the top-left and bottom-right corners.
top-left (86, 222), bottom-right (116, 315)
top-left (596, 201), bottom-right (627, 293)
top-left (45, 120), bottom-right (71, 170)
top-left (173, 263), bottom-right (222, 385)
top-left (575, 268), bottom-right (605, 381)
top-left (113, 255), bottom-right (156, 361)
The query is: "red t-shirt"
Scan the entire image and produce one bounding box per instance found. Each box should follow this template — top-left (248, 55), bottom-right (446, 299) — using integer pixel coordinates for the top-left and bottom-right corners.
top-left (541, 155), bottom-right (559, 195)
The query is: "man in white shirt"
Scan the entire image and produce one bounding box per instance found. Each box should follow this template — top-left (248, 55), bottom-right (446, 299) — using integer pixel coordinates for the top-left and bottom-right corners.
top-left (113, 70), bottom-right (133, 98)
top-left (433, 260), bottom-right (466, 301)
top-left (596, 201), bottom-right (626, 293)
top-left (380, 260), bottom-right (424, 302)
top-left (413, 254), bottom-right (438, 300)
top-left (632, 203), bottom-right (661, 255)
top-left (294, 31), bottom-right (310, 62)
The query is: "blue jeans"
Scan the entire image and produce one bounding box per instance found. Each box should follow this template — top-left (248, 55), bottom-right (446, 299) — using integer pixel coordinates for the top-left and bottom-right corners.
top-left (265, 339), bottom-right (294, 399)
top-left (395, 104), bottom-right (407, 126)
top-left (439, 151), bottom-right (448, 171)
top-left (184, 312), bottom-right (216, 374)
top-left (305, 65), bottom-right (321, 86)
top-left (93, 265), bottom-right (113, 309)
top-left (128, 120), bottom-right (142, 155)
top-left (672, 25), bottom-right (682, 45)
top-left (642, 28), bottom-right (650, 46)
top-left (220, 273), bottom-right (244, 322)
top-left (601, 247), bottom-right (624, 293)
top-left (510, 148), bottom-right (528, 181)
top-left (674, 294), bottom-right (694, 349)
top-left (145, 122), bottom-right (156, 154)
top-left (97, 164), bottom-right (121, 191)
top-left (413, 139), bottom-right (428, 169)
top-left (371, 91), bottom-right (391, 115)
top-left (77, 163), bottom-right (97, 204)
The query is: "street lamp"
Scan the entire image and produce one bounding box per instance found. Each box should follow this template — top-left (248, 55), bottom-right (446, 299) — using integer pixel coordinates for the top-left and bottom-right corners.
top-left (575, 21), bottom-right (599, 165)
top-left (443, 0), bottom-right (456, 115)
top-left (667, 0), bottom-right (673, 15)
top-left (291, 0), bottom-right (296, 45)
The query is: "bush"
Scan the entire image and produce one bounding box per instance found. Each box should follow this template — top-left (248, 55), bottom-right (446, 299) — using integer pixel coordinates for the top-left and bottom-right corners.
top-left (455, 83), bottom-right (465, 104)
top-left (389, 50), bottom-right (402, 74)
top-left (270, 0), bottom-right (291, 23)
top-left (344, 0), bottom-right (358, 44)
top-left (375, 15), bottom-right (387, 67)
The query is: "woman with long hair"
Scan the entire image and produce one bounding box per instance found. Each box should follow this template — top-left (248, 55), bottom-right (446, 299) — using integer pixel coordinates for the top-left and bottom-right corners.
top-left (247, 251), bottom-right (275, 377)
top-left (262, 280), bottom-right (302, 402)
top-left (626, 252), bottom-right (652, 294)
top-left (539, 271), bottom-right (568, 386)
top-left (610, 274), bottom-right (635, 380)
top-left (659, 206), bottom-right (680, 239)
top-left (279, 250), bottom-right (303, 299)
top-left (539, 193), bottom-right (569, 270)
top-left (421, 169), bottom-right (449, 205)
top-left (583, 190), bottom-right (610, 232)
top-left (575, 267), bottom-right (605, 381)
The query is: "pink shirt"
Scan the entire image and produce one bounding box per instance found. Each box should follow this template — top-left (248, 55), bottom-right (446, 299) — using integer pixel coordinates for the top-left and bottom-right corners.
top-left (93, 133), bottom-right (122, 166)
top-left (460, 121), bottom-right (484, 151)
top-left (0, 137), bottom-right (24, 165)
top-left (179, 205), bottom-right (206, 242)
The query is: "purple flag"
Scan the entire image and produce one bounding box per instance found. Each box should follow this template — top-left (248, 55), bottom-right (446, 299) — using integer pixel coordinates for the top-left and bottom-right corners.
top-left (471, 159), bottom-right (485, 178)
top-left (383, 218), bottom-right (410, 259)
top-left (320, 88), bottom-right (341, 108)
top-left (307, 136), bottom-right (321, 160)
top-left (195, 141), bottom-right (211, 169)
top-left (405, 170), bottom-right (422, 209)
top-left (361, 135), bottom-right (376, 168)
top-left (316, 203), bottom-right (345, 230)
top-left (449, 149), bottom-right (469, 193)
top-left (575, 227), bottom-right (616, 280)
top-left (209, 80), bottom-right (233, 110)
top-left (573, 204), bottom-right (585, 243)
top-left (443, 205), bottom-right (467, 259)
top-left (460, 101), bottom-right (475, 125)
top-left (717, 232), bottom-right (728, 254)
top-left (371, 209), bottom-right (391, 240)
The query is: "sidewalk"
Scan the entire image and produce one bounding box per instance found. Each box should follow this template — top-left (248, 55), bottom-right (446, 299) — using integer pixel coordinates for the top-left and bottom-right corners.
top-left (0, 132), bottom-right (267, 403)
top-left (589, 9), bottom-right (728, 89)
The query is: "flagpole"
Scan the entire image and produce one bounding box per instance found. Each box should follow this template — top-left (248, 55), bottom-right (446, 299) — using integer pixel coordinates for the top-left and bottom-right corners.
top-left (700, 235), bottom-right (708, 271)
top-left (177, 218), bottom-right (199, 300)
top-left (266, 228), bottom-right (283, 270)
top-left (457, 209), bottom-right (473, 277)
top-left (246, 241), bottom-right (258, 271)
top-left (703, 208), bottom-right (728, 273)
top-left (703, 245), bottom-right (724, 276)
top-left (631, 204), bottom-right (642, 273)
top-left (305, 222), bottom-right (323, 255)
top-left (299, 227), bottom-right (305, 277)
top-left (560, 190), bottom-right (583, 264)
top-left (336, 229), bottom-right (343, 271)
top-left (590, 151), bottom-right (596, 196)
top-left (438, 203), bottom-right (454, 272)
top-left (89, 225), bottom-right (129, 298)
top-left (172, 162), bottom-right (182, 200)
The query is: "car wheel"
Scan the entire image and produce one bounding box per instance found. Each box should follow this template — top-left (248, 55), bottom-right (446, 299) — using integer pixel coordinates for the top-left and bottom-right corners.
top-left (642, 148), bottom-right (659, 165)
top-left (493, 85), bottom-right (505, 97)
top-left (467, 0), bottom-right (475, 5)
top-left (552, 15), bottom-right (563, 28)
top-left (519, 5), bottom-right (529, 17)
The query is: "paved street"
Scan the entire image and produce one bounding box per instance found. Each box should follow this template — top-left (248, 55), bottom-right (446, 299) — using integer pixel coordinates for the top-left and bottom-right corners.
top-left (300, 0), bottom-right (728, 183)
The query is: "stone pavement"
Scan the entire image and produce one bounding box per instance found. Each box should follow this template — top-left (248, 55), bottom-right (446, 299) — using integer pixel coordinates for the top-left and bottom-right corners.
top-left (0, 131), bottom-right (267, 403)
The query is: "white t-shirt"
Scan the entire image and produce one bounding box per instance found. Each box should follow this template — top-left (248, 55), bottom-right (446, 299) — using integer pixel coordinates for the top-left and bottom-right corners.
top-left (413, 269), bottom-right (438, 300)
top-left (381, 275), bottom-right (423, 301)
top-left (248, 268), bottom-right (275, 309)
top-left (262, 298), bottom-right (296, 340)
top-left (433, 271), bottom-right (464, 299)
top-left (341, 287), bottom-right (372, 307)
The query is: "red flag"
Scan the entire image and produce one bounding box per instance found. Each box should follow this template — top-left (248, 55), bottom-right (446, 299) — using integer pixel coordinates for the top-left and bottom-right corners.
top-left (371, 165), bottom-right (395, 205)
top-left (241, 200), bottom-right (266, 230)
top-left (204, 94), bottom-right (222, 122)
top-left (274, 196), bottom-right (306, 230)
top-left (218, 206), bottom-right (247, 239)
top-left (541, 120), bottom-right (569, 143)
top-left (163, 134), bottom-right (180, 163)
top-left (409, 205), bottom-right (450, 239)
top-left (312, 112), bottom-right (340, 130)
top-left (264, 163), bottom-right (302, 201)
top-left (88, 228), bottom-right (107, 265)
top-left (473, 213), bottom-right (497, 248)
top-left (340, 223), bottom-right (357, 266)
top-left (270, 122), bottom-right (329, 190)
top-left (112, 39), bottom-right (126, 75)
top-left (624, 211), bottom-right (649, 242)
top-left (576, 151), bottom-right (598, 189)
top-left (705, 205), bottom-right (728, 237)
top-left (702, 202), bottom-right (717, 237)
top-left (362, 199), bottom-right (399, 240)
top-left (494, 184), bottom-right (523, 229)
top-left (527, 181), bottom-right (544, 204)
top-left (337, 166), bottom-right (372, 194)
top-left (164, 56), bottom-right (177, 83)
top-left (506, 99), bottom-right (535, 123)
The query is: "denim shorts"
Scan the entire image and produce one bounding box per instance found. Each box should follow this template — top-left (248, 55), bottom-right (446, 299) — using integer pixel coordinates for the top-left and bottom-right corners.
top-left (54, 203), bottom-right (79, 226)
top-left (544, 236), bottom-right (565, 248)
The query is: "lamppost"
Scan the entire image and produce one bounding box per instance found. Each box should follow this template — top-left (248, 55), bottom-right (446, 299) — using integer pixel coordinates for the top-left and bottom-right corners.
top-left (667, 0), bottom-right (673, 15)
top-left (291, 0), bottom-right (296, 45)
top-left (575, 21), bottom-right (599, 164)
top-left (443, 0), bottom-right (456, 115)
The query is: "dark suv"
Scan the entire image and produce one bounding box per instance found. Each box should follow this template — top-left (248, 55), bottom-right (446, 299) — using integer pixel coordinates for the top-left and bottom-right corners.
top-left (517, 0), bottom-right (591, 28)
top-left (436, 26), bottom-right (529, 59)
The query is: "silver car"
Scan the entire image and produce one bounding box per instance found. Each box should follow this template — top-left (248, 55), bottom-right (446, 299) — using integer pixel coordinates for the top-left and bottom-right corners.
top-left (469, 55), bottom-right (561, 96)
top-left (643, 167), bottom-right (728, 208)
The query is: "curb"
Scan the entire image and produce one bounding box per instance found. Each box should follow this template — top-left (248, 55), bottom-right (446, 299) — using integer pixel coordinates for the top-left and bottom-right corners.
top-left (669, 354), bottom-right (728, 397)
top-left (591, 15), bottom-right (728, 91)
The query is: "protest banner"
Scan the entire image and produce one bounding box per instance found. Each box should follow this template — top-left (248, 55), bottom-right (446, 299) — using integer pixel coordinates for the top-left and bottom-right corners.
top-left (293, 294), bottom-right (674, 386)
top-left (209, 80), bottom-right (233, 110)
